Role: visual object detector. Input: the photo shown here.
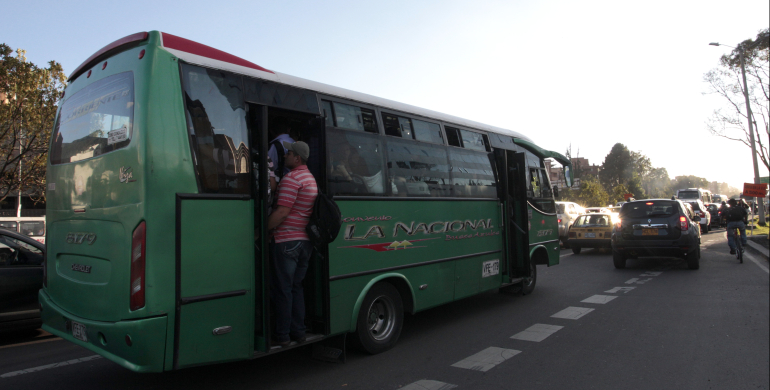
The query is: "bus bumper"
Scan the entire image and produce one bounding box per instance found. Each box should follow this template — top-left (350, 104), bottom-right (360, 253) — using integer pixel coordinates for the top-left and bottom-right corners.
top-left (39, 291), bottom-right (168, 373)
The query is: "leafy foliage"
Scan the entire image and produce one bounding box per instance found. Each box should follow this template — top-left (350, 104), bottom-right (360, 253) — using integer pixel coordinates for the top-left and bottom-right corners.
top-left (703, 28), bottom-right (769, 172)
top-left (0, 44), bottom-right (66, 204)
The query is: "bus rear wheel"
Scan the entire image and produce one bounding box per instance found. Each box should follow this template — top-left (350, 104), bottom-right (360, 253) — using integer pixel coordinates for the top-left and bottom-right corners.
top-left (354, 283), bottom-right (403, 354)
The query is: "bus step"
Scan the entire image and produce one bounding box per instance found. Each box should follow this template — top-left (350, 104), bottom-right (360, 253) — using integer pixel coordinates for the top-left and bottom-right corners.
top-left (311, 334), bottom-right (346, 363)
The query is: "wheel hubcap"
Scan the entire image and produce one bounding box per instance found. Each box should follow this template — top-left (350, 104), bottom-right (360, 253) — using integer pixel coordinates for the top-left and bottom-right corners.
top-left (366, 295), bottom-right (395, 341)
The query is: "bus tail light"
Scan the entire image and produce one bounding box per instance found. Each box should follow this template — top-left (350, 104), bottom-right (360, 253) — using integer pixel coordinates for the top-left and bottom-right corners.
top-left (678, 216), bottom-right (688, 231)
top-left (130, 222), bottom-right (146, 311)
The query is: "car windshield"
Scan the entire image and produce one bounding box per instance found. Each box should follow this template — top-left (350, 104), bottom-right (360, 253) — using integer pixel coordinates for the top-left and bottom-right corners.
top-left (620, 201), bottom-right (677, 218)
top-left (687, 202), bottom-right (702, 211)
top-left (707, 204), bottom-right (719, 211)
top-left (574, 214), bottom-right (611, 227)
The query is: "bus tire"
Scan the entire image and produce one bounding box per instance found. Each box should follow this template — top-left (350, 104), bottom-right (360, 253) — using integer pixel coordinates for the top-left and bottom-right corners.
top-left (354, 282), bottom-right (403, 354)
top-left (520, 261), bottom-right (537, 295)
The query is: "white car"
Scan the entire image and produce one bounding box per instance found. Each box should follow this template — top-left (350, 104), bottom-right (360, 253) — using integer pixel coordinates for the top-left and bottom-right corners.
top-left (685, 200), bottom-right (711, 233)
top-left (585, 207), bottom-right (611, 214)
top-left (556, 201), bottom-right (584, 247)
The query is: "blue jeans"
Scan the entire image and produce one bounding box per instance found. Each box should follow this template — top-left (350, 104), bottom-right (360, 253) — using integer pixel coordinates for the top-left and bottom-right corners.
top-left (726, 221), bottom-right (747, 250)
top-left (270, 240), bottom-right (312, 342)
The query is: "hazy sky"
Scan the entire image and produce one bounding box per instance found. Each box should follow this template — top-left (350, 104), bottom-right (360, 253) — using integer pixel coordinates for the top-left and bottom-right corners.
top-left (4, 0), bottom-right (768, 190)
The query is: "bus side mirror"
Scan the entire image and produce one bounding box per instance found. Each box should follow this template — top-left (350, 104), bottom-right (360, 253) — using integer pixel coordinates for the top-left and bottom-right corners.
top-left (563, 166), bottom-right (573, 188)
top-left (553, 185), bottom-right (559, 198)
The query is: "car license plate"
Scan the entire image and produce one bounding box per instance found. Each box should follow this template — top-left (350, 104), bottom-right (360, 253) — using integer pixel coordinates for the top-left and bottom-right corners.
top-left (482, 259), bottom-right (499, 278)
top-left (72, 321), bottom-right (88, 342)
top-left (642, 228), bottom-right (658, 236)
top-left (584, 233), bottom-right (596, 238)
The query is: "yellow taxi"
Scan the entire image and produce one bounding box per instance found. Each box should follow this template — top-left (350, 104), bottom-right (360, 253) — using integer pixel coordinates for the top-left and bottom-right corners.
top-left (567, 213), bottom-right (616, 254)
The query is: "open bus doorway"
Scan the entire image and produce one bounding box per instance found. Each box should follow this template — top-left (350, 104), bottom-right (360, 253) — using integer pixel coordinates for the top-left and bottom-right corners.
top-left (248, 104), bottom-right (328, 351)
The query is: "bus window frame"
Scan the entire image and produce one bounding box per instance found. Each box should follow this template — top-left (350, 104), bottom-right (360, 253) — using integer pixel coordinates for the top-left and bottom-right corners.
top-left (318, 95), bottom-right (382, 135)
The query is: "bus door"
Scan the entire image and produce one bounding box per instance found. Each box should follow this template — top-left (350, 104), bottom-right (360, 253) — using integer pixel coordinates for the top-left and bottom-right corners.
top-left (505, 151), bottom-right (532, 279)
top-left (174, 194), bottom-right (255, 369)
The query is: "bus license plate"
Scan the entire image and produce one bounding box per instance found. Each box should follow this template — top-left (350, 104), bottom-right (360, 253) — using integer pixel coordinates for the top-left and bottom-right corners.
top-left (584, 233), bottom-right (596, 238)
top-left (642, 228), bottom-right (658, 236)
top-left (482, 260), bottom-right (499, 278)
top-left (72, 321), bottom-right (88, 342)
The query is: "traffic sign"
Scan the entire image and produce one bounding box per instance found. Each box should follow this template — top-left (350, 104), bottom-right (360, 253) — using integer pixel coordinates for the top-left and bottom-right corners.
top-left (743, 182), bottom-right (768, 197)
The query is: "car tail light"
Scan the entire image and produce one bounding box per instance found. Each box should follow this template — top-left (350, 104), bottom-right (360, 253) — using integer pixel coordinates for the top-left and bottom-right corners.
top-left (557, 218), bottom-right (562, 224)
top-left (130, 221), bottom-right (146, 311)
top-left (614, 219), bottom-right (622, 230)
top-left (679, 216), bottom-right (688, 231)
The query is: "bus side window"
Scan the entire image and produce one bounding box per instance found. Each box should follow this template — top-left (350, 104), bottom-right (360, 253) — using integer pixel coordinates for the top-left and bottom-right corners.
top-left (448, 148), bottom-right (496, 198)
top-left (326, 130), bottom-right (386, 196)
top-left (459, 129), bottom-right (487, 151)
top-left (331, 102), bottom-right (377, 133)
top-left (386, 139), bottom-right (450, 197)
top-left (445, 126), bottom-right (462, 147)
top-left (181, 64), bottom-right (250, 194)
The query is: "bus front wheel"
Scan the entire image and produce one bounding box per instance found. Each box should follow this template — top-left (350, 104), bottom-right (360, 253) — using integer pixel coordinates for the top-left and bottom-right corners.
top-left (354, 282), bottom-right (404, 354)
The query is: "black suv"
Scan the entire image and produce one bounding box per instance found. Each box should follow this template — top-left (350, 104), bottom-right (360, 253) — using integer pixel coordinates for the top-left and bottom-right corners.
top-left (611, 199), bottom-right (702, 269)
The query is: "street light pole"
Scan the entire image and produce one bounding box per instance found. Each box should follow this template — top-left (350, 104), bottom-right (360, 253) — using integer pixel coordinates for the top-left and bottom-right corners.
top-left (709, 42), bottom-right (766, 224)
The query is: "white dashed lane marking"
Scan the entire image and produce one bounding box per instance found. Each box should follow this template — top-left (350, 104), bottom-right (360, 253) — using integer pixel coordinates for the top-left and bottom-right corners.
top-left (581, 295), bottom-right (618, 304)
top-left (511, 324), bottom-right (564, 342)
top-left (451, 347), bottom-right (521, 372)
top-left (605, 286), bottom-right (636, 293)
top-left (625, 278), bottom-right (652, 284)
top-left (551, 306), bottom-right (594, 320)
top-left (1, 355), bottom-right (102, 378)
top-left (640, 271), bottom-right (662, 277)
top-left (401, 380), bottom-right (457, 390)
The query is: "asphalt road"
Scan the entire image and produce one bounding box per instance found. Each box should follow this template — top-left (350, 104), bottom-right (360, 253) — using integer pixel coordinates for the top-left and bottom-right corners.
top-left (1, 229), bottom-right (768, 390)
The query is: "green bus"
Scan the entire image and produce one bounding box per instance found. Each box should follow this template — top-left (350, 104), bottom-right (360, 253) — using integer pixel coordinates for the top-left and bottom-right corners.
top-left (40, 31), bottom-right (573, 372)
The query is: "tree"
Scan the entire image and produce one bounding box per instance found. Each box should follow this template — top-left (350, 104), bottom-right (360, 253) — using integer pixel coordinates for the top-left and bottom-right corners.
top-left (600, 143), bottom-right (645, 199)
top-left (609, 183), bottom-right (630, 205)
top-left (645, 167), bottom-right (672, 198)
top-left (671, 175), bottom-right (709, 191)
top-left (703, 28), bottom-right (769, 173)
top-left (0, 44), bottom-right (66, 204)
top-left (575, 175), bottom-right (609, 207)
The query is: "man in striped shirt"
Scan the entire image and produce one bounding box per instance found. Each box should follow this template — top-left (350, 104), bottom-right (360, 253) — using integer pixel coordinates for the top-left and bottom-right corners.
top-left (267, 140), bottom-right (318, 346)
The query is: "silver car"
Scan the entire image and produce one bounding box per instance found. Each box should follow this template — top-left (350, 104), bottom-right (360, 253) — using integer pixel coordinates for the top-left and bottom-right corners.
top-left (556, 201), bottom-right (584, 247)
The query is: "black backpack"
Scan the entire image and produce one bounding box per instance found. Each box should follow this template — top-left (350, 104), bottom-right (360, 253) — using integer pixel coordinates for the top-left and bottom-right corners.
top-left (306, 192), bottom-right (342, 247)
top-left (726, 206), bottom-right (745, 222)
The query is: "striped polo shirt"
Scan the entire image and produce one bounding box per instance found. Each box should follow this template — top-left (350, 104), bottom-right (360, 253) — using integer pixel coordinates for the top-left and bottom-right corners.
top-left (274, 165), bottom-right (318, 243)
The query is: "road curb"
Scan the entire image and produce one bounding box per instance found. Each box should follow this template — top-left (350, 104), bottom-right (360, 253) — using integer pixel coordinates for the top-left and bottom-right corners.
top-left (746, 236), bottom-right (768, 261)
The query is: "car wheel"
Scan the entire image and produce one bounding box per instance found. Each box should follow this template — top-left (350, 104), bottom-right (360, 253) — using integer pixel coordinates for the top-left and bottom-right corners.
top-left (572, 246), bottom-right (581, 255)
top-left (687, 246), bottom-right (700, 270)
top-left (613, 251), bottom-right (626, 269)
top-left (353, 283), bottom-right (404, 354)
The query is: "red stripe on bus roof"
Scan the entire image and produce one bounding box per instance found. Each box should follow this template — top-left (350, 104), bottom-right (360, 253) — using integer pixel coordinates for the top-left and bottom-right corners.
top-left (161, 33), bottom-right (273, 74)
top-left (69, 32), bottom-right (149, 81)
